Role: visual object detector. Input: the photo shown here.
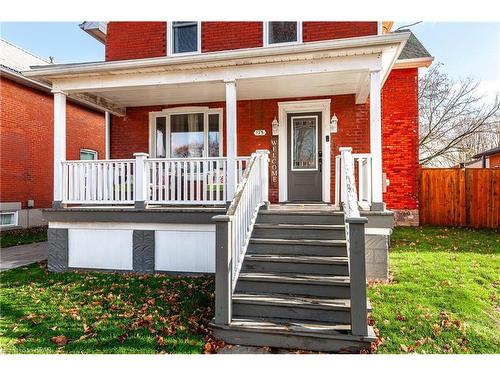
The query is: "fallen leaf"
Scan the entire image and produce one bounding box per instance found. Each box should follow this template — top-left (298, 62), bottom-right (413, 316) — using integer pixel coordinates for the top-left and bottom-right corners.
top-left (51, 335), bottom-right (68, 346)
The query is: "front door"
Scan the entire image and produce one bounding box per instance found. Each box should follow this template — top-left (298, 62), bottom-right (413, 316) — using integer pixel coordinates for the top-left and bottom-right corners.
top-left (287, 112), bottom-right (322, 201)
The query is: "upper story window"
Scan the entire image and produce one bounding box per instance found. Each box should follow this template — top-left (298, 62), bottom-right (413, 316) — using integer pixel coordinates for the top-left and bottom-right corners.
top-left (152, 108), bottom-right (223, 158)
top-left (265, 22), bottom-right (302, 46)
top-left (170, 21), bottom-right (201, 55)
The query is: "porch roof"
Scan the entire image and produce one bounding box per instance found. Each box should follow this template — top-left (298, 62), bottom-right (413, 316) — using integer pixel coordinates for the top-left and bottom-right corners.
top-left (24, 32), bottom-right (410, 116)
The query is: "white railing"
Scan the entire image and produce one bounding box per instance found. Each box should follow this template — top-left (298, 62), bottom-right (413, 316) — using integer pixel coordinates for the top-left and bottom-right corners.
top-left (61, 159), bottom-right (135, 204)
top-left (228, 151), bottom-right (269, 286)
top-left (335, 152), bottom-right (372, 210)
top-left (61, 155), bottom-right (251, 206)
top-left (236, 156), bottom-right (250, 186)
top-left (145, 157), bottom-right (227, 205)
top-left (337, 147), bottom-right (369, 336)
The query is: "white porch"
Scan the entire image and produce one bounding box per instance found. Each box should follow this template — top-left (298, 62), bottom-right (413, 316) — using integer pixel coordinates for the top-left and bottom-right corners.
top-left (25, 33), bottom-right (410, 210)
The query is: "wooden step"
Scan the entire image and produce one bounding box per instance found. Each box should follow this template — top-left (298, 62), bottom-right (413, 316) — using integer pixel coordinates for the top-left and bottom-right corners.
top-left (235, 272), bottom-right (351, 298)
top-left (247, 238), bottom-right (347, 256)
top-left (210, 317), bottom-right (376, 352)
top-left (257, 210), bottom-right (344, 225)
top-left (233, 293), bottom-right (352, 323)
top-left (252, 223), bottom-right (346, 240)
top-left (241, 254), bottom-right (349, 275)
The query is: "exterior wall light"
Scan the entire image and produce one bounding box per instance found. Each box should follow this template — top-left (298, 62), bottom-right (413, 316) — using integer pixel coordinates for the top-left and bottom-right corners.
top-left (330, 113), bottom-right (338, 133)
top-left (271, 117), bottom-right (280, 136)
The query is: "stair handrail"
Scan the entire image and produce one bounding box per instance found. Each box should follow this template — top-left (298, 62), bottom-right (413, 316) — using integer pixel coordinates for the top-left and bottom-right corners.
top-left (339, 147), bottom-right (369, 336)
top-left (213, 150), bottom-right (269, 325)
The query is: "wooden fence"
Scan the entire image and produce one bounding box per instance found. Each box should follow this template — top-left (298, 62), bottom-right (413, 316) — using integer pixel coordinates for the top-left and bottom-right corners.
top-left (419, 168), bottom-right (500, 228)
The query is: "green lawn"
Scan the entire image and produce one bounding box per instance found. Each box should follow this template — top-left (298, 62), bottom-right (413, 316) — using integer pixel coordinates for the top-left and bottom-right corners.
top-left (369, 226), bottom-right (500, 354)
top-left (1, 226), bottom-right (498, 354)
top-left (0, 264), bottom-right (217, 353)
top-left (0, 226), bottom-right (47, 248)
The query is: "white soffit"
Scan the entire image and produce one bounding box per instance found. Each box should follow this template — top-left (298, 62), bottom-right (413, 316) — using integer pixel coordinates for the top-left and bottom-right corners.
top-left (89, 70), bottom-right (365, 107)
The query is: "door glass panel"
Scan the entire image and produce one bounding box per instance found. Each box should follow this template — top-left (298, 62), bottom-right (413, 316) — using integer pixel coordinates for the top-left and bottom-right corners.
top-left (292, 117), bottom-right (317, 170)
top-left (156, 117), bottom-right (167, 158)
top-left (170, 113), bottom-right (204, 157)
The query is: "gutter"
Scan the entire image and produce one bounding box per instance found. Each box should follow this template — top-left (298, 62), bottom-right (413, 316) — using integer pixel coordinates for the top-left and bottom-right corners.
top-left (24, 32), bottom-right (411, 79)
top-left (394, 56), bottom-right (434, 69)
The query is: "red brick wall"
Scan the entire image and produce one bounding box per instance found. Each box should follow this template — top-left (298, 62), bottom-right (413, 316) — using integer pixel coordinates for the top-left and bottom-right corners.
top-left (202, 22), bottom-right (263, 52)
top-left (302, 22), bottom-right (377, 42)
top-left (109, 78), bottom-right (419, 209)
top-left (106, 22), bottom-right (166, 61)
top-left (0, 78), bottom-right (105, 208)
top-left (381, 68), bottom-right (419, 210)
top-left (104, 22), bottom-right (378, 61)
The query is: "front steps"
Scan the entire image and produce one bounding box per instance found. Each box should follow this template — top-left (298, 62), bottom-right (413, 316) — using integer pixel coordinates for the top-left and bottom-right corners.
top-left (211, 208), bottom-right (376, 353)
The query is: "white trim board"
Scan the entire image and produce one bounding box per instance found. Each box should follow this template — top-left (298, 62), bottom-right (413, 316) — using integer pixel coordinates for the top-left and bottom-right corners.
top-left (49, 221), bottom-right (215, 231)
top-left (278, 99), bottom-right (331, 203)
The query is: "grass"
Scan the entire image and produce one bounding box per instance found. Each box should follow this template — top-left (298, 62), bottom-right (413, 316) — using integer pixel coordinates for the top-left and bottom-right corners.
top-left (0, 264), bottom-right (216, 353)
top-left (0, 226), bottom-right (47, 248)
top-left (368, 226), bottom-right (500, 354)
top-left (1, 226), bottom-right (498, 354)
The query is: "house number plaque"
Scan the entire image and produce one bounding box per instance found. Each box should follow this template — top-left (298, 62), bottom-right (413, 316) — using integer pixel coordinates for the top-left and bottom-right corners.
top-left (254, 129), bottom-right (266, 136)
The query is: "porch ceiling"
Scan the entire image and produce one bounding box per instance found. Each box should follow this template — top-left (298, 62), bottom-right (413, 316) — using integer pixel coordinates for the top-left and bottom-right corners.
top-left (86, 70), bottom-right (367, 107)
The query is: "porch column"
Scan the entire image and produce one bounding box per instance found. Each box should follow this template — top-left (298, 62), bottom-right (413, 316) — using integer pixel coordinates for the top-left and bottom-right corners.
top-left (52, 90), bottom-right (67, 208)
top-left (225, 79), bottom-right (237, 202)
top-left (369, 70), bottom-right (384, 211)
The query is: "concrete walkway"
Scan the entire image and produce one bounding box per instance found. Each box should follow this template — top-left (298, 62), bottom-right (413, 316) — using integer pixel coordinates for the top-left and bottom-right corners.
top-left (0, 241), bottom-right (48, 271)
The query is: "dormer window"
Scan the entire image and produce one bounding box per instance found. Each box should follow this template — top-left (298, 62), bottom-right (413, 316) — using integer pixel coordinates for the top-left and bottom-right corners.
top-left (170, 21), bottom-right (200, 55)
top-left (265, 22), bottom-right (302, 46)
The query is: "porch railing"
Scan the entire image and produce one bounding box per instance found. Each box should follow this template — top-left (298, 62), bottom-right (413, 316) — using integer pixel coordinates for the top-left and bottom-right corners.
top-left (60, 155), bottom-right (250, 206)
top-left (213, 150), bottom-right (269, 325)
top-left (61, 159), bottom-right (135, 204)
top-left (335, 152), bottom-right (372, 209)
top-left (338, 147), bottom-right (369, 336)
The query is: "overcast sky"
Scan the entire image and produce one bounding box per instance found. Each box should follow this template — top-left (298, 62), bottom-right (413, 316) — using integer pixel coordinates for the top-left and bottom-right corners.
top-left (1, 21), bottom-right (499, 101)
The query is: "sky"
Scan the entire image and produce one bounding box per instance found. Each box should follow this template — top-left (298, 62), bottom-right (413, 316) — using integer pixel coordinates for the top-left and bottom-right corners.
top-left (1, 21), bottom-right (499, 100)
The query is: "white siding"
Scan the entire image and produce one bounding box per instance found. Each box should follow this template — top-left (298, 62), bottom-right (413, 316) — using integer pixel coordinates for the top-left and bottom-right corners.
top-left (68, 228), bottom-right (133, 270)
top-left (155, 225), bottom-right (215, 273)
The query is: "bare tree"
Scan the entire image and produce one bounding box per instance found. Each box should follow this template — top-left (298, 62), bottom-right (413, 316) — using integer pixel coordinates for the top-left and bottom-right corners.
top-left (419, 63), bottom-right (500, 167)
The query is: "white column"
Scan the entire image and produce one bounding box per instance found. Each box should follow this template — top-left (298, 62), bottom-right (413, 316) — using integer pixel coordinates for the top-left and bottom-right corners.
top-left (369, 69), bottom-right (384, 210)
top-left (133, 152), bottom-right (149, 209)
top-left (225, 79), bottom-right (237, 202)
top-left (53, 90), bottom-right (67, 208)
top-left (105, 112), bottom-right (111, 159)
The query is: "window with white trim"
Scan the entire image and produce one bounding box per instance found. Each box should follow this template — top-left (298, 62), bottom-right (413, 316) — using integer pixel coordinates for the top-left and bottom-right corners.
top-left (0, 211), bottom-right (18, 227)
top-left (80, 149), bottom-right (98, 160)
top-left (153, 108), bottom-right (223, 158)
top-left (170, 21), bottom-right (201, 55)
top-left (265, 22), bottom-right (302, 46)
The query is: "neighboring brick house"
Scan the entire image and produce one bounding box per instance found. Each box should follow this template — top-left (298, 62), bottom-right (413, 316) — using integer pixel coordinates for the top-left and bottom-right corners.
top-left (26, 22), bottom-right (434, 351)
top-left (0, 39), bottom-right (106, 229)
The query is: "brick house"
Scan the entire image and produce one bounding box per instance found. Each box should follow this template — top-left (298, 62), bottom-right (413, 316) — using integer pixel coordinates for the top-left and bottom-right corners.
top-left (26, 21), bottom-right (432, 351)
top-left (0, 39), bottom-right (106, 229)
